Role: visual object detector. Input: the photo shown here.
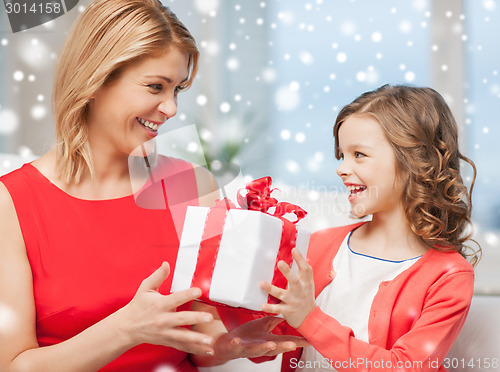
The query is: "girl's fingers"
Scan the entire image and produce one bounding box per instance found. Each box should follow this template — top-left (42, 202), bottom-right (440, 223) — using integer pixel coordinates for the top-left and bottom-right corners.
top-left (292, 248), bottom-right (314, 281)
top-left (292, 248), bottom-right (307, 268)
top-left (260, 281), bottom-right (285, 301)
top-left (261, 302), bottom-right (281, 314)
top-left (277, 260), bottom-right (300, 287)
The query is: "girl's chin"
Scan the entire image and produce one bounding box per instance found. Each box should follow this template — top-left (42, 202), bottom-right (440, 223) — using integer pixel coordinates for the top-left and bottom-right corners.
top-left (350, 204), bottom-right (368, 218)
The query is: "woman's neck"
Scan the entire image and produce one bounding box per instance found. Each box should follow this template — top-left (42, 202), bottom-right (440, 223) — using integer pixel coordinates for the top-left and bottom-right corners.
top-left (35, 148), bottom-right (133, 200)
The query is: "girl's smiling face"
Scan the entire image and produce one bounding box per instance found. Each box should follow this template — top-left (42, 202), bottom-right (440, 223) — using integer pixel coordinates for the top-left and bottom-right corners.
top-left (87, 46), bottom-right (189, 157)
top-left (336, 114), bottom-right (406, 218)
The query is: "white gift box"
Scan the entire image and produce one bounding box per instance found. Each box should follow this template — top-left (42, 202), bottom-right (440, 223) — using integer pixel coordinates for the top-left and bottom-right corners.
top-left (171, 206), bottom-right (311, 312)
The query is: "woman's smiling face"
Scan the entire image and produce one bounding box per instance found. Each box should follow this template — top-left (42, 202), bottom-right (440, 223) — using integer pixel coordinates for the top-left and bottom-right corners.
top-left (336, 114), bottom-right (406, 218)
top-left (87, 46), bottom-right (189, 156)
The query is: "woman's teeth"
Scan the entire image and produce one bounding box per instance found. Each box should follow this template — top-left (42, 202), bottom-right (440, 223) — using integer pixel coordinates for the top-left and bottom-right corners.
top-left (347, 185), bottom-right (366, 194)
top-left (137, 117), bottom-right (159, 131)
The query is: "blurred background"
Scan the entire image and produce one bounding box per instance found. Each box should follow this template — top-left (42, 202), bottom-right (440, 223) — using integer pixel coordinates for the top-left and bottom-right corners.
top-left (1, 0), bottom-right (499, 294)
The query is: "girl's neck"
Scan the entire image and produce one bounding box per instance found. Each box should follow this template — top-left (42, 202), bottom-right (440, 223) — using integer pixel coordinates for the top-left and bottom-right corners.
top-left (352, 209), bottom-right (430, 260)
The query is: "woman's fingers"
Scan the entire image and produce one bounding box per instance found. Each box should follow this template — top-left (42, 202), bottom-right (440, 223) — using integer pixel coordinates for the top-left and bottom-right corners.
top-left (162, 287), bottom-right (202, 309)
top-left (260, 315), bottom-right (285, 332)
top-left (138, 262), bottom-right (170, 292)
top-left (160, 327), bottom-right (214, 355)
top-left (162, 309), bottom-right (213, 328)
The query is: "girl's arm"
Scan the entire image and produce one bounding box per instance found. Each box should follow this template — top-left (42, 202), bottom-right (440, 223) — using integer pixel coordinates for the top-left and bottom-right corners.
top-left (0, 183), bottom-right (215, 372)
top-left (261, 248), bottom-right (474, 372)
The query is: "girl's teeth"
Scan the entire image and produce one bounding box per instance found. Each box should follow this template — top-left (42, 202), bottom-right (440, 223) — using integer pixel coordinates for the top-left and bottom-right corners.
top-left (347, 185), bottom-right (366, 194)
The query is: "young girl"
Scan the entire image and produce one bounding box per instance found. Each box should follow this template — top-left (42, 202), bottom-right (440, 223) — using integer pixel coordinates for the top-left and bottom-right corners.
top-left (261, 84), bottom-right (480, 371)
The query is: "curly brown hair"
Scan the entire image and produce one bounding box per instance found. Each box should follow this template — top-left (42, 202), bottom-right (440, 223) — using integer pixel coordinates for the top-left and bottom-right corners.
top-left (333, 85), bottom-right (480, 265)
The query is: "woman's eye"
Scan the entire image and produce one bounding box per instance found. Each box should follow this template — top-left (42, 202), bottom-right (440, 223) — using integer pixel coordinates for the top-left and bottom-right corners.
top-left (148, 84), bottom-right (163, 91)
top-left (175, 85), bottom-right (186, 94)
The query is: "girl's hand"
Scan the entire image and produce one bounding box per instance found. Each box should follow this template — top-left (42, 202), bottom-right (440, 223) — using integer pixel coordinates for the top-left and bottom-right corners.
top-left (213, 316), bottom-right (310, 360)
top-left (118, 262), bottom-right (215, 355)
top-left (260, 248), bottom-right (317, 328)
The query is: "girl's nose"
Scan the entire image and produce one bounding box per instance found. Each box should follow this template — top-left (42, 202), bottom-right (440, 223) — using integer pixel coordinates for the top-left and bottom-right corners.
top-left (336, 161), bottom-right (350, 178)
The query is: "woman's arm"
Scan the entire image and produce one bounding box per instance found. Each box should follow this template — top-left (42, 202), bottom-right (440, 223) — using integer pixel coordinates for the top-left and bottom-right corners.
top-left (0, 183), bottom-right (215, 372)
top-left (190, 302), bottom-right (307, 367)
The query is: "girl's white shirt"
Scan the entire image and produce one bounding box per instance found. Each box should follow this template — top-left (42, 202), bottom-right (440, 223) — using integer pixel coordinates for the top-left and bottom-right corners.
top-left (297, 232), bottom-right (421, 372)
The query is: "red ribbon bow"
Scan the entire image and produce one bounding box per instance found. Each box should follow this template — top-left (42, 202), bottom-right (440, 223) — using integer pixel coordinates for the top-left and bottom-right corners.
top-left (236, 176), bottom-right (307, 223)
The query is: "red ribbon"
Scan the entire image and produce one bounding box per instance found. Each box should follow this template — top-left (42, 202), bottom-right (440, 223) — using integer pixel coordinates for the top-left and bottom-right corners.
top-left (191, 176), bottom-right (307, 308)
top-left (190, 199), bottom-right (234, 299)
top-left (237, 176), bottom-right (307, 223)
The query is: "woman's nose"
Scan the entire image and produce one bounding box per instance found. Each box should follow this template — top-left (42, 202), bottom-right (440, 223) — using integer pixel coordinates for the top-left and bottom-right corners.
top-left (159, 95), bottom-right (177, 119)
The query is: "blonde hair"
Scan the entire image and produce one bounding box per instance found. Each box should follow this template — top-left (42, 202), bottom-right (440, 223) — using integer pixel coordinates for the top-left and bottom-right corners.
top-left (334, 85), bottom-right (481, 265)
top-left (53, 0), bottom-right (199, 183)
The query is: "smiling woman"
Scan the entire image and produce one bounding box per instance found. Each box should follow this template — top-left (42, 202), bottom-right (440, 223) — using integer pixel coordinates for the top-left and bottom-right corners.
top-left (87, 49), bottom-right (189, 154)
top-left (51, 0), bottom-right (199, 185)
top-left (0, 0), bottom-right (266, 371)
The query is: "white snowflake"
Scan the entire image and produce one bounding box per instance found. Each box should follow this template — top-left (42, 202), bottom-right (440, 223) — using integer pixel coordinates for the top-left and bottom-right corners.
top-left (196, 95), bottom-right (208, 106)
top-left (262, 67), bottom-right (277, 83)
top-left (277, 11), bottom-right (294, 24)
top-left (371, 32), bottom-right (382, 43)
top-left (226, 57), bottom-right (239, 71)
top-left (285, 160), bottom-right (300, 174)
top-left (295, 132), bottom-right (306, 143)
top-left (340, 21), bottom-right (356, 36)
top-left (219, 102), bottom-right (231, 113)
top-left (399, 20), bottom-right (412, 33)
top-left (336, 52), bottom-right (347, 63)
top-left (194, 0), bottom-right (219, 14)
top-left (405, 71), bottom-right (416, 82)
top-left (299, 51), bottom-right (314, 65)
top-left (275, 86), bottom-right (300, 111)
top-left (485, 232), bottom-right (499, 245)
top-left (356, 71), bottom-right (367, 82)
top-left (280, 129), bottom-right (291, 140)
top-left (0, 109), bottom-right (19, 134)
top-left (31, 105), bottom-right (47, 120)
top-left (13, 71), bottom-right (24, 82)
top-left (482, 0), bottom-right (496, 11)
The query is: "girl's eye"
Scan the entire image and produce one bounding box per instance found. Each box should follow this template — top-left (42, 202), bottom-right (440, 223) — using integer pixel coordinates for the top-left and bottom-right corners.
top-left (354, 151), bottom-right (366, 158)
top-left (338, 152), bottom-right (344, 160)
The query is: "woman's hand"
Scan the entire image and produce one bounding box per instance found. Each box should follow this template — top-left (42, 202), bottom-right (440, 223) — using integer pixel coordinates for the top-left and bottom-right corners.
top-left (213, 316), bottom-right (309, 360)
top-left (118, 262), bottom-right (215, 355)
top-left (260, 248), bottom-right (317, 328)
